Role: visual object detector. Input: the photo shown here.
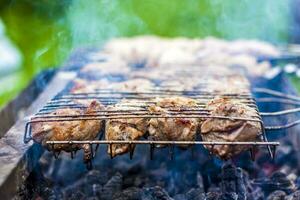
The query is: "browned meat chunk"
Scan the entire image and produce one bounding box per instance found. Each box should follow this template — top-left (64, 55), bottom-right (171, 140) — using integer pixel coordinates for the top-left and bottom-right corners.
top-left (70, 79), bottom-right (110, 94)
top-left (70, 78), bottom-right (154, 94)
top-left (206, 74), bottom-right (250, 94)
top-left (148, 97), bottom-right (199, 147)
top-left (105, 100), bottom-right (148, 157)
top-left (81, 57), bottom-right (130, 75)
top-left (31, 100), bottom-right (103, 161)
top-left (200, 97), bottom-right (262, 159)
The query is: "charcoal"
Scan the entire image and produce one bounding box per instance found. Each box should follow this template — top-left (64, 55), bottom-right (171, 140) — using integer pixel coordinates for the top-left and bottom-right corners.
top-left (86, 197), bottom-right (99, 200)
top-left (39, 187), bottom-right (59, 200)
top-left (241, 170), bottom-right (252, 192)
top-left (196, 172), bottom-right (205, 192)
top-left (173, 194), bottom-right (188, 200)
top-left (185, 188), bottom-right (206, 200)
top-left (88, 183), bottom-right (102, 198)
top-left (220, 164), bottom-right (247, 200)
top-left (133, 176), bottom-right (149, 187)
top-left (295, 177), bottom-right (300, 189)
top-left (84, 170), bottom-right (108, 185)
top-left (219, 192), bottom-right (238, 200)
top-left (247, 187), bottom-right (264, 200)
top-left (285, 190), bottom-right (300, 200)
top-left (270, 172), bottom-right (295, 192)
top-left (68, 190), bottom-right (87, 200)
top-left (141, 186), bottom-right (173, 200)
top-left (254, 172), bottom-right (296, 195)
top-left (235, 168), bottom-right (247, 200)
top-left (113, 187), bottom-right (143, 200)
top-left (206, 191), bottom-right (221, 200)
top-left (266, 190), bottom-right (286, 200)
top-left (100, 172), bottom-right (123, 200)
top-left (208, 185), bottom-right (221, 193)
top-left (172, 188), bottom-right (206, 200)
top-left (123, 166), bottom-right (148, 188)
top-left (64, 187), bottom-right (86, 199)
top-left (82, 172), bottom-right (104, 197)
top-left (64, 185), bottom-right (85, 199)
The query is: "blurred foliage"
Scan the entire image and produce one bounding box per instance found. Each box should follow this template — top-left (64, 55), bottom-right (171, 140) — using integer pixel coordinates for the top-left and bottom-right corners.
top-left (290, 76), bottom-right (300, 92)
top-left (0, 0), bottom-right (292, 107)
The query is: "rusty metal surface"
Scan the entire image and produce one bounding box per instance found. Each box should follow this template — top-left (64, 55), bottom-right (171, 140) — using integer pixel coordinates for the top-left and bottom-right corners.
top-left (0, 69), bottom-right (56, 138)
top-left (0, 71), bottom-right (76, 199)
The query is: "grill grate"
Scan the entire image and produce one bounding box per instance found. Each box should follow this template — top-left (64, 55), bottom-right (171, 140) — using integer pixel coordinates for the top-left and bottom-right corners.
top-left (24, 87), bottom-right (300, 165)
top-left (22, 62), bottom-right (300, 168)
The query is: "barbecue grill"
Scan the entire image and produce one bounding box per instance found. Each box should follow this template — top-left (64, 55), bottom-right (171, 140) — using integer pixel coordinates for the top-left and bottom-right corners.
top-left (21, 56), bottom-right (300, 168)
top-left (1, 38), bottom-right (300, 199)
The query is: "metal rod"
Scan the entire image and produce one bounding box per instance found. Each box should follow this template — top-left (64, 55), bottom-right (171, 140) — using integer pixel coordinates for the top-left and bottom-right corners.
top-left (27, 116), bottom-right (262, 127)
top-left (260, 107), bottom-right (300, 116)
top-left (253, 88), bottom-right (300, 102)
top-left (255, 98), bottom-right (300, 106)
top-left (259, 121), bottom-right (273, 159)
top-left (45, 140), bottom-right (279, 146)
top-left (36, 109), bottom-right (211, 116)
top-left (271, 145), bottom-right (277, 160)
top-left (63, 90), bottom-right (252, 96)
top-left (44, 99), bottom-right (255, 106)
top-left (265, 119), bottom-right (300, 130)
top-left (23, 122), bottom-right (32, 143)
top-left (55, 94), bottom-right (253, 101)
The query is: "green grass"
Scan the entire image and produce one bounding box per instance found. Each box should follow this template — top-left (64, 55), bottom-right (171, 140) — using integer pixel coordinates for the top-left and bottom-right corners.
top-left (289, 76), bottom-right (300, 92)
top-left (0, 0), bottom-right (292, 107)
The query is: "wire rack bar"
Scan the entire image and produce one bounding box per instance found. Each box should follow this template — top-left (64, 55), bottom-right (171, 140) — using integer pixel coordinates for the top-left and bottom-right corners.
top-left (253, 88), bottom-right (300, 102)
top-left (265, 119), bottom-right (300, 130)
top-left (255, 98), bottom-right (300, 106)
top-left (45, 140), bottom-right (279, 146)
top-left (260, 107), bottom-right (300, 116)
top-left (28, 115), bottom-right (263, 123)
top-left (26, 64), bottom-right (300, 163)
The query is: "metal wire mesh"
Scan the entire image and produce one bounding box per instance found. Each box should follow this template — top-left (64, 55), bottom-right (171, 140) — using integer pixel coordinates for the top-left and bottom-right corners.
top-left (22, 64), bottom-right (300, 164)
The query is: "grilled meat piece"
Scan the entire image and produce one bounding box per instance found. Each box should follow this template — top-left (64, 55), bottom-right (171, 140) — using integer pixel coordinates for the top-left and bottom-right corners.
top-left (111, 78), bottom-right (154, 92)
top-left (206, 74), bottom-right (250, 94)
top-left (70, 78), bottom-right (154, 94)
top-left (70, 79), bottom-right (110, 94)
top-left (104, 36), bottom-right (278, 76)
top-left (200, 97), bottom-right (262, 159)
top-left (105, 100), bottom-right (148, 157)
top-left (31, 100), bottom-right (104, 161)
top-left (148, 97), bottom-right (199, 148)
top-left (81, 56), bottom-right (130, 75)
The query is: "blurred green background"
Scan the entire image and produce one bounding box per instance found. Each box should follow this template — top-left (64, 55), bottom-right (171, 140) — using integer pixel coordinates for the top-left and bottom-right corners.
top-left (0, 0), bottom-right (292, 107)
